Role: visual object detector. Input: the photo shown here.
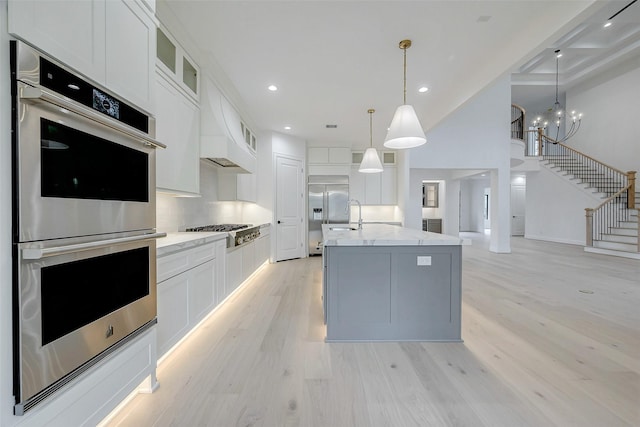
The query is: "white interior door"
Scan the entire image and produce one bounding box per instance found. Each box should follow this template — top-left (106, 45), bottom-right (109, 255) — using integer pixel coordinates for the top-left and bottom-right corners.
top-left (275, 155), bottom-right (304, 261)
top-left (511, 184), bottom-right (526, 236)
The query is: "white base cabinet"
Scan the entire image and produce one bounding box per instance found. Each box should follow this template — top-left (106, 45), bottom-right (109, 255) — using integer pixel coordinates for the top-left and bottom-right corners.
top-left (224, 229), bottom-right (270, 300)
top-left (156, 239), bottom-right (224, 357)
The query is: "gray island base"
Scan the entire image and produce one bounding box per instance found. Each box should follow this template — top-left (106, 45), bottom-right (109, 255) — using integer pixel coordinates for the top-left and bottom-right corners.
top-left (322, 224), bottom-right (463, 342)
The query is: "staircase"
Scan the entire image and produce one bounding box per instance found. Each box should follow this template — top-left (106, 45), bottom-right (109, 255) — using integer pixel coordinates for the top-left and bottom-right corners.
top-left (587, 192), bottom-right (639, 258)
top-left (513, 105), bottom-right (638, 258)
top-left (543, 154), bottom-right (625, 197)
top-left (540, 146), bottom-right (638, 259)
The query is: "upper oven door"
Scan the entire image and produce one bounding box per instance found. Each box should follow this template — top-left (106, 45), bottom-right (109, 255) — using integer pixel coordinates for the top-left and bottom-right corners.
top-left (15, 81), bottom-right (157, 242)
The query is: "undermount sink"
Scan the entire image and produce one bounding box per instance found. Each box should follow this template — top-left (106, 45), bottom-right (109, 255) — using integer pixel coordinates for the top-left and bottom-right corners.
top-left (329, 226), bottom-right (357, 231)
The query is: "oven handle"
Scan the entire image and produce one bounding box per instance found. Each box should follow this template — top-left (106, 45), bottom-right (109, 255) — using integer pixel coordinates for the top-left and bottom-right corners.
top-left (22, 232), bottom-right (167, 260)
top-left (20, 86), bottom-right (167, 149)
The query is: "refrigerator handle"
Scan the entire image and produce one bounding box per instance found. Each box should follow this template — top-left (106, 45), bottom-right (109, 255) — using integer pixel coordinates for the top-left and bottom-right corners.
top-left (323, 191), bottom-right (328, 224)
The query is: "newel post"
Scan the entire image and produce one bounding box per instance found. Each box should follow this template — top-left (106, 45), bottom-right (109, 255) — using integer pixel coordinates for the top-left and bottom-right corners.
top-left (627, 171), bottom-right (636, 209)
top-left (537, 128), bottom-right (544, 156)
top-left (585, 208), bottom-right (594, 247)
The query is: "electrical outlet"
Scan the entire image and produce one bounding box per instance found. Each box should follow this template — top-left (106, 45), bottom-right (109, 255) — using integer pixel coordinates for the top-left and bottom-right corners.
top-left (417, 256), bottom-right (432, 266)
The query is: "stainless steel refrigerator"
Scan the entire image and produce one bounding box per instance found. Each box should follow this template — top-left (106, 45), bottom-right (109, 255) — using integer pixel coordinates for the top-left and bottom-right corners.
top-left (308, 175), bottom-right (349, 255)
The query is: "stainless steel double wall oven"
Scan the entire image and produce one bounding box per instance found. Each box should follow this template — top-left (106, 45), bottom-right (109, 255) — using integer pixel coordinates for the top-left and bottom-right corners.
top-left (10, 41), bottom-right (165, 414)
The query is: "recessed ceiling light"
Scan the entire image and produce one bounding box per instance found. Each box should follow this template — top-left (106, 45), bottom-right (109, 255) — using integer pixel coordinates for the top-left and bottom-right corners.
top-left (284, 126), bottom-right (291, 130)
top-left (418, 86), bottom-right (429, 93)
top-left (268, 85), bottom-right (278, 91)
top-left (604, 21), bottom-right (612, 28)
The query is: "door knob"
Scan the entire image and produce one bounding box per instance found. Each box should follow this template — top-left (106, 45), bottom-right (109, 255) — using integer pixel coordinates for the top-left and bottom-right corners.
top-left (277, 220), bottom-right (281, 224)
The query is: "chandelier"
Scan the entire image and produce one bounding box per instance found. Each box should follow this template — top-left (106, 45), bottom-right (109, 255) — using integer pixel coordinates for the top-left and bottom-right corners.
top-left (532, 49), bottom-right (582, 143)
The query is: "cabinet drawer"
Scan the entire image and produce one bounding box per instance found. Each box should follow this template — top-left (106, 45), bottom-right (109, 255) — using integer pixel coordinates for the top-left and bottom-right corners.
top-left (157, 251), bottom-right (190, 283)
top-left (189, 242), bottom-right (216, 266)
top-left (158, 241), bottom-right (217, 283)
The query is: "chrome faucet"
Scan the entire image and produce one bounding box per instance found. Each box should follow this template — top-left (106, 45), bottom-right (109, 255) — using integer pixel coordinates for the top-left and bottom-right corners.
top-left (349, 199), bottom-right (363, 229)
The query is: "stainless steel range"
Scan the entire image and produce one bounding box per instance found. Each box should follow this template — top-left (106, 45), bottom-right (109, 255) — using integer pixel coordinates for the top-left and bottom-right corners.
top-left (185, 224), bottom-right (261, 248)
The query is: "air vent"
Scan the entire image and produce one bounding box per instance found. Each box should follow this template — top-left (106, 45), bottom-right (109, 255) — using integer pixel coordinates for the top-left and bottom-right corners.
top-left (325, 124), bottom-right (338, 129)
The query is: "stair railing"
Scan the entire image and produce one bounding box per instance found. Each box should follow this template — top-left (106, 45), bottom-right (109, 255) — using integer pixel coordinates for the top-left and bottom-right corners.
top-left (514, 112), bottom-right (637, 251)
top-left (511, 104), bottom-right (525, 141)
top-left (531, 131), bottom-right (634, 201)
top-left (585, 182), bottom-right (637, 251)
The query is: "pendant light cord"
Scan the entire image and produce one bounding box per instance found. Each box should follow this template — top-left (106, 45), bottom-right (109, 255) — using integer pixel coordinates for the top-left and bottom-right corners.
top-left (555, 50), bottom-right (560, 104)
top-left (368, 108), bottom-right (375, 147)
top-left (403, 46), bottom-right (407, 105)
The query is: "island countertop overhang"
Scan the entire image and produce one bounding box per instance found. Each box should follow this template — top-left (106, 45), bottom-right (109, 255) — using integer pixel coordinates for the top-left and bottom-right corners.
top-left (322, 223), bottom-right (463, 247)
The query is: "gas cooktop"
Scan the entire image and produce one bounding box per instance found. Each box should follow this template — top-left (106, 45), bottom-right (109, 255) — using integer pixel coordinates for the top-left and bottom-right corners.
top-left (185, 224), bottom-right (249, 232)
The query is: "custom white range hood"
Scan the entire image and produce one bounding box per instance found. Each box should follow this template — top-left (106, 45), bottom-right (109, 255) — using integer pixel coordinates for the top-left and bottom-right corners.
top-left (200, 76), bottom-right (256, 174)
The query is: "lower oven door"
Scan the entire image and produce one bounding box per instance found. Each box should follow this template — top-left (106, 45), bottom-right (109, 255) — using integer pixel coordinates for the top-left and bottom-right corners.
top-left (15, 231), bottom-right (163, 408)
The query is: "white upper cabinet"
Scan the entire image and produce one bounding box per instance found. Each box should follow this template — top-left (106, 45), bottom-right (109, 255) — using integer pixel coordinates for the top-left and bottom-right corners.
top-left (105, 0), bottom-right (155, 113)
top-left (155, 72), bottom-right (200, 195)
top-left (308, 147), bottom-right (351, 175)
top-left (8, 0), bottom-right (156, 113)
top-left (8, 0), bottom-right (106, 82)
top-left (156, 25), bottom-right (199, 101)
top-left (349, 165), bottom-right (397, 205)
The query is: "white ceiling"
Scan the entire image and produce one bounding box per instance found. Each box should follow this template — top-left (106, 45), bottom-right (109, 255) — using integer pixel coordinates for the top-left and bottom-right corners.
top-left (159, 0), bottom-right (640, 148)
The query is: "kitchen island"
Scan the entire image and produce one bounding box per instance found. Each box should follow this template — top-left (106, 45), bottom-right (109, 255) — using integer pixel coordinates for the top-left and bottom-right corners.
top-left (322, 223), bottom-right (463, 342)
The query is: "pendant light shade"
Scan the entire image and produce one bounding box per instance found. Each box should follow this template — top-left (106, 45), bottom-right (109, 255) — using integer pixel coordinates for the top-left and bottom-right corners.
top-left (359, 147), bottom-right (383, 173)
top-left (384, 104), bottom-right (426, 149)
top-left (359, 109), bottom-right (383, 173)
top-left (384, 39), bottom-right (426, 149)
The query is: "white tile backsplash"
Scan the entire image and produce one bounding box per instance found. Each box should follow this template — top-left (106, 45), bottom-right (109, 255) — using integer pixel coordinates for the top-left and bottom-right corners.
top-left (156, 161), bottom-right (270, 232)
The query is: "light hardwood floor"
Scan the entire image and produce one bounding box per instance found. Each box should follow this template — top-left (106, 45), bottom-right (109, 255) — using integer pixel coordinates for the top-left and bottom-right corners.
top-left (104, 234), bottom-right (640, 427)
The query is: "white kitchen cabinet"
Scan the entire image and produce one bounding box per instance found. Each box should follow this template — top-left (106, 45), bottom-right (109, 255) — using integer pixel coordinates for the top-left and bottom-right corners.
top-left (156, 25), bottom-right (199, 101)
top-left (255, 228), bottom-right (271, 266)
top-left (308, 147), bottom-right (329, 164)
top-left (217, 170), bottom-right (257, 202)
top-left (364, 173), bottom-right (382, 205)
top-left (9, 0), bottom-right (156, 113)
top-left (156, 266), bottom-right (190, 356)
top-left (381, 166), bottom-right (397, 205)
top-left (188, 260), bottom-right (216, 324)
top-left (242, 241), bottom-right (256, 280)
top-left (155, 71), bottom-right (200, 195)
top-left (156, 239), bottom-right (223, 357)
top-left (349, 166), bottom-right (397, 205)
top-left (105, 0), bottom-right (155, 113)
top-left (225, 246), bottom-right (242, 298)
top-left (8, 0), bottom-right (106, 84)
top-left (308, 147), bottom-right (351, 175)
top-left (308, 147), bottom-right (350, 164)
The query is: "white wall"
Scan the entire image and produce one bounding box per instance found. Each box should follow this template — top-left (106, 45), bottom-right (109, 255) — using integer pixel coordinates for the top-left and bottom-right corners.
top-left (525, 164), bottom-right (602, 245)
top-left (407, 75), bottom-right (512, 252)
top-left (460, 179), bottom-right (488, 232)
top-left (567, 55), bottom-right (640, 173)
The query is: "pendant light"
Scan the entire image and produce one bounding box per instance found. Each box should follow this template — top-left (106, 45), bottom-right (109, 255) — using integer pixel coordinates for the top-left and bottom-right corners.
top-left (359, 109), bottom-right (384, 173)
top-left (384, 39), bottom-right (427, 149)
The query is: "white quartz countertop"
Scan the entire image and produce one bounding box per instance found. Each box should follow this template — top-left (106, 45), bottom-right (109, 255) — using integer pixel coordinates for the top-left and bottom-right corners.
top-left (322, 223), bottom-right (463, 246)
top-left (157, 232), bottom-right (228, 256)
